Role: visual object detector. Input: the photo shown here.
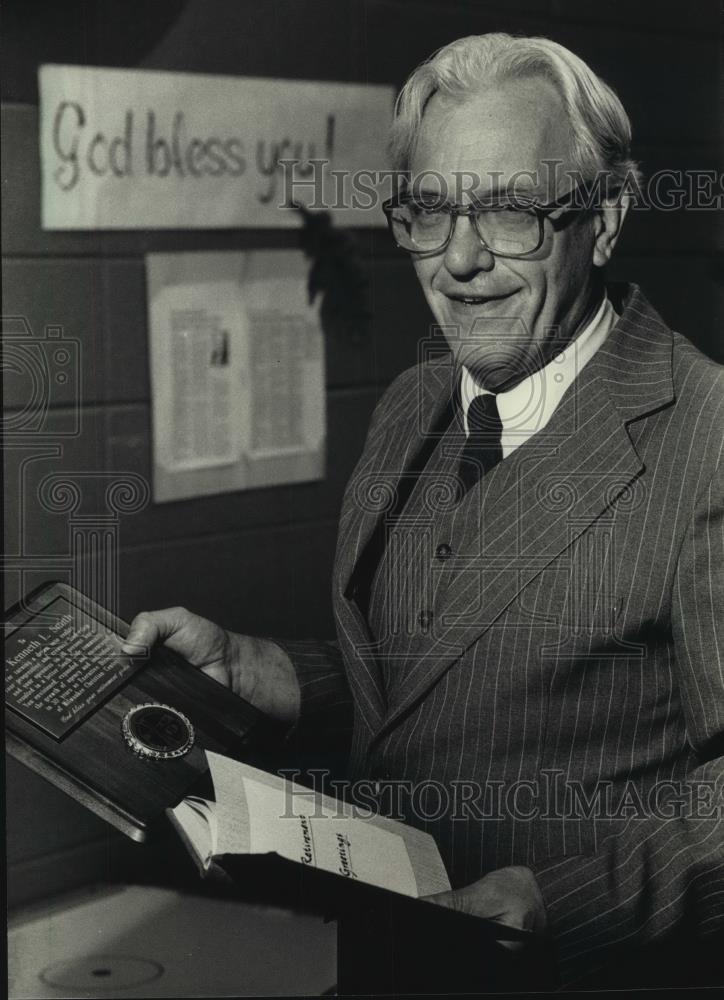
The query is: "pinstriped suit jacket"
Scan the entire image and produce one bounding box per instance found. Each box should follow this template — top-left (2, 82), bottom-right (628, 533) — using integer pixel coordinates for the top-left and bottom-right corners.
top-left (282, 284), bottom-right (724, 986)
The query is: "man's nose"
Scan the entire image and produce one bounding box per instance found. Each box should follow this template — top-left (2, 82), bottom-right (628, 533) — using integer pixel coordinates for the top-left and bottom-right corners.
top-left (443, 214), bottom-right (495, 277)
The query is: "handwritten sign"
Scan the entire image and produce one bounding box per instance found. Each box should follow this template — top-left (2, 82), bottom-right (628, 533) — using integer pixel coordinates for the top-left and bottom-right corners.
top-left (39, 64), bottom-right (395, 229)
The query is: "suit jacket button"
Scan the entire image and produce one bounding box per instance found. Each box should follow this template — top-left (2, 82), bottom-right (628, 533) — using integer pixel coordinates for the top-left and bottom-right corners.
top-left (435, 542), bottom-right (453, 560)
top-left (419, 610), bottom-right (433, 630)
top-left (372, 774), bottom-right (392, 796)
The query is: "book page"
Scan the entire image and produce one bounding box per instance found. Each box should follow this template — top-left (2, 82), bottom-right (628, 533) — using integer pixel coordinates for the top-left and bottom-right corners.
top-left (242, 776), bottom-right (418, 894)
top-left (150, 279), bottom-right (249, 472)
top-left (205, 751), bottom-right (450, 898)
top-left (171, 797), bottom-right (217, 868)
top-left (243, 273), bottom-right (324, 460)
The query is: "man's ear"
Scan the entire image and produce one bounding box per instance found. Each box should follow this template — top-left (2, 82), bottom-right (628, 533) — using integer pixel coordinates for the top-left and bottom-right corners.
top-left (592, 193), bottom-right (630, 268)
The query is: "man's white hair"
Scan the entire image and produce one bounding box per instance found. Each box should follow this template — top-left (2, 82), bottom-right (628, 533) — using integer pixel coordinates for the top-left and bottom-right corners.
top-left (389, 33), bottom-right (641, 192)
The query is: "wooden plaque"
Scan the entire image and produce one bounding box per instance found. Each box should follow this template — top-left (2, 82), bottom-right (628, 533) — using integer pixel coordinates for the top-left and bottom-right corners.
top-left (5, 581), bottom-right (276, 841)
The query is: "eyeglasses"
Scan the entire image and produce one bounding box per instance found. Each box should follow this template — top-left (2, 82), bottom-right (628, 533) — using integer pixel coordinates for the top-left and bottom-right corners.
top-left (382, 185), bottom-right (589, 259)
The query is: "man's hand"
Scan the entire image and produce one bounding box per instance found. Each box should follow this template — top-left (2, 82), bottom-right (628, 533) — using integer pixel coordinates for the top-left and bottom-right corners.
top-left (427, 866), bottom-right (547, 948)
top-left (122, 607), bottom-right (301, 725)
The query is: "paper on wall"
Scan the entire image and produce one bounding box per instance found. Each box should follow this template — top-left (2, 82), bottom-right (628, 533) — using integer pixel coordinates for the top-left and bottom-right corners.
top-left (147, 251), bottom-right (325, 501)
top-left (243, 275), bottom-right (324, 459)
top-left (150, 280), bottom-right (249, 471)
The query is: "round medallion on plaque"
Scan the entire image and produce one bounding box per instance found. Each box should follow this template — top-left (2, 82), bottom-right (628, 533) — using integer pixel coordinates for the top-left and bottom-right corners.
top-left (121, 703), bottom-right (194, 760)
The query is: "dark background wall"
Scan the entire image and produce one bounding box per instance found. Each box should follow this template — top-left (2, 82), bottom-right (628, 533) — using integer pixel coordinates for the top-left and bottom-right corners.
top-left (3, 0), bottom-right (722, 908)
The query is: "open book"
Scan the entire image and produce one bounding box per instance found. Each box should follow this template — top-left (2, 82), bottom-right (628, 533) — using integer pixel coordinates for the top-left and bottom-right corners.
top-left (169, 750), bottom-right (451, 899)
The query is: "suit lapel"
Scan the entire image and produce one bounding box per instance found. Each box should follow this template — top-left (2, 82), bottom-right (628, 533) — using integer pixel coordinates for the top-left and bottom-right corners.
top-left (331, 357), bottom-right (458, 735)
top-left (334, 359), bottom-right (457, 600)
top-left (370, 284), bottom-right (675, 745)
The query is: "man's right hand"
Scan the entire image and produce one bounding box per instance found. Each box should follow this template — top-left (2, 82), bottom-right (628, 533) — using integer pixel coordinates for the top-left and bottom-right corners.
top-left (122, 607), bottom-right (301, 726)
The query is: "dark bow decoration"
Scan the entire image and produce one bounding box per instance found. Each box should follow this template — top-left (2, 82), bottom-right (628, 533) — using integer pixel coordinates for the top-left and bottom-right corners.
top-left (293, 202), bottom-right (372, 344)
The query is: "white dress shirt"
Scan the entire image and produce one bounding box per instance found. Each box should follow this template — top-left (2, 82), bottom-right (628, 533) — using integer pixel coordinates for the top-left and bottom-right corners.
top-left (460, 295), bottom-right (619, 458)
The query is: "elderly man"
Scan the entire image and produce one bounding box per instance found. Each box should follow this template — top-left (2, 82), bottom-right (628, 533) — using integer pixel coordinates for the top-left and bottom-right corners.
top-left (125, 34), bottom-right (724, 988)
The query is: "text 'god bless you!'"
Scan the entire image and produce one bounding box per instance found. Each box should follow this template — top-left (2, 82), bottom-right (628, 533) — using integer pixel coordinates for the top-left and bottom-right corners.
top-left (50, 102), bottom-right (336, 204)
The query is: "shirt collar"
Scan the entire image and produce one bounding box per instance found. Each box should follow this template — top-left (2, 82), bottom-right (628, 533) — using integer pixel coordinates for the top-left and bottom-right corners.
top-left (460, 294), bottom-right (618, 454)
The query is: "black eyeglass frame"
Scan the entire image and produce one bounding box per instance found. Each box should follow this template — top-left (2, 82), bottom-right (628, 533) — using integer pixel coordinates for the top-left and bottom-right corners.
top-left (382, 182), bottom-right (594, 259)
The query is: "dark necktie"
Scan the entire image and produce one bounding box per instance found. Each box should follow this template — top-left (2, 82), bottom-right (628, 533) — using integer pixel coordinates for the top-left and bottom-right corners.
top-left (459, 393), bottom-right (503, 491)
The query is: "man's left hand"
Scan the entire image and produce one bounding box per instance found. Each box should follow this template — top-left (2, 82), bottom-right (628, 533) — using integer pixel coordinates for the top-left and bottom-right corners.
top-left (426, 866), bottom-right (547, 948)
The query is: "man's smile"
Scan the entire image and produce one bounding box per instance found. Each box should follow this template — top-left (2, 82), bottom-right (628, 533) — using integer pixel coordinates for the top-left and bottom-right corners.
top-left (442, 290), bottom-right (519, 307)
